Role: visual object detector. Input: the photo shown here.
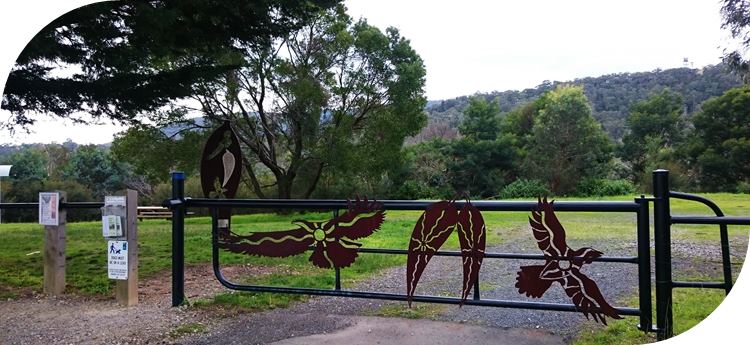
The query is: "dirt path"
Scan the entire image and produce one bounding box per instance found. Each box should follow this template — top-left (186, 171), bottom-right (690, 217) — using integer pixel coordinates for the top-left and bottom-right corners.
top-left (269, 316), bottom-right (564, 345)
top-left (0, 264), bottom-right (273, 345)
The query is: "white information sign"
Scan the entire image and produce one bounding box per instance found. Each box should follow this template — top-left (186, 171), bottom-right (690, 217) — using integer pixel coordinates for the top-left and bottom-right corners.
top-left (104, 195), bottom-right (126, 207)
top-left (38, 192), bottom-right (60, 226)
top-left (108, 240), bottom-right (128, 280)
top-left (102, 215), bottom-right (123, 237)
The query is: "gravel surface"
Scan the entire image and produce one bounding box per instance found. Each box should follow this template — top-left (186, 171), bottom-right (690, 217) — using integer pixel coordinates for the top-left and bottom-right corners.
top-left (0, 264), bottom-right (274, 345)
top-left (178, 238), bottom-right (642, 345)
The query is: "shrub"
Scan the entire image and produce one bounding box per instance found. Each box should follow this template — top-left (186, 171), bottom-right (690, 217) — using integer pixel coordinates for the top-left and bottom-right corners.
top-left (500, 179), bottom-right (551, 199)
top-left (393, 180), bottom-right (449, 200)
top-left (737, 181), bottom-right (750, 194)
top-left (576, 178), bottom-right (635, 197)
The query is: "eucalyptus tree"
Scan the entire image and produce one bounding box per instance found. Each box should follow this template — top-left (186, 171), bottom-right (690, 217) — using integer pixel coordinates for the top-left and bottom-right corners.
top-left (191, 5), bottom-right (427, 199)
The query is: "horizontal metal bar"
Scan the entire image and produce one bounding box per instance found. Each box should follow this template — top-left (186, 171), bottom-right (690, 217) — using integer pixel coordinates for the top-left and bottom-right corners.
top-left (0, 202), bottom-right (103, 210)
top-left (0, 203), bottom-right (38, 209)
top-left (356, 247), bottom-right (639, 263)
top-left (62, 202), bottom-right (104, 209)
top-left (184, 198), bottom-right (640, 212)
top-left (671, 216), bottom-right (750, 226)
top-left (671, 281), bottom-right (727, 289)
top-left (217, 280), bottom-right (640, 316)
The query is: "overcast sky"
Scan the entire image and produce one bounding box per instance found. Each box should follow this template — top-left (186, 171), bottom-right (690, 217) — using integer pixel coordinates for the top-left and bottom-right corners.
top-left (0, 0), bottom-right (734, 145)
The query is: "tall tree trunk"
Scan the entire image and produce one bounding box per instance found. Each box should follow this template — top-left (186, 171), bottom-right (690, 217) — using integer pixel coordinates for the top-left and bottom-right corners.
top-left (277, 175), bottom-right (293, 199)
top-left (302, 162), bottom-right (325, 199)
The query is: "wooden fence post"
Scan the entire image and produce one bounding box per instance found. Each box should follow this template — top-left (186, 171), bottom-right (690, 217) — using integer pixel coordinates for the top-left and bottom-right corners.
top-left (43, 191), bottom-right (66, 296)
top-left (116, 189), bottom-right (138, 306)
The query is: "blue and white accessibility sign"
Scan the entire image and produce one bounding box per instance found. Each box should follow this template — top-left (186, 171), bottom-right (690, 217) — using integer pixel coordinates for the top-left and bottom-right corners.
top-left (108, 240), bottom-right (128, 280)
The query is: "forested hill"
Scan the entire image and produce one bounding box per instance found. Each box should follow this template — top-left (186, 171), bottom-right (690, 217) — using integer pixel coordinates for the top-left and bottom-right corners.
top-left (425, 64), bottom-right (741, 141)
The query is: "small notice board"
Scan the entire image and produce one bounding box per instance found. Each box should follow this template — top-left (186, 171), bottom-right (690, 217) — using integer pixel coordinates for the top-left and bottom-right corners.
top-left (108, 240), bottom-right (128, 280)
top-left (38, 192), bottom-right (60, 226)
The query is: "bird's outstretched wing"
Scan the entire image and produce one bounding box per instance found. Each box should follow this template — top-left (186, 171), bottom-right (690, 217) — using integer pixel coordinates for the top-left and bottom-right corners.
top-left (457, 200), bottom-right (486, 305)
top-left (563, 269), bottom-right (623, 324)
top-left (515, 264), bottom-right (559, 298)
top-left (328, 196), bottom-right (385, 240)
top-left (529, 197), bottom-right (569, 257)
top-left (406, 200), bottom-right (458, 306)
top-left (218, 227), bottom-right (314, 258)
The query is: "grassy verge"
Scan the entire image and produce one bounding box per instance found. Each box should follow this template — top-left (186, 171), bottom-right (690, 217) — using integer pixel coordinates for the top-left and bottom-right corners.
top-left (573, 283), bottom-right (731, 345)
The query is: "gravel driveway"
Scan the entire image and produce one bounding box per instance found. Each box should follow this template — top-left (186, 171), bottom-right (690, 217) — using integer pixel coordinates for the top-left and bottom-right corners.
top-left (177, 238), bottom-right (642, 345)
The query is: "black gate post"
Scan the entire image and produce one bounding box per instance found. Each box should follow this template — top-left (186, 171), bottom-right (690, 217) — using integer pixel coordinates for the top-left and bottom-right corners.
top-left (171, 171), bottom-right (186, 307)
top-left (653, 169), bottom-right (673, 340)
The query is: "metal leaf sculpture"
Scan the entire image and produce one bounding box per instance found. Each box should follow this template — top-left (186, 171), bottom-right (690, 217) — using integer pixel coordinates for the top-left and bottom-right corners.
top-left (218, 197), bottom-right (385, 269)
top-left (406, 200), bottom-right (458, 306)
top-left (515, 197), bottom-right (622, 324)
top-left (456, 199), bottom-right (486, 305)
top-left (200, 121), bottom-right (243, 229)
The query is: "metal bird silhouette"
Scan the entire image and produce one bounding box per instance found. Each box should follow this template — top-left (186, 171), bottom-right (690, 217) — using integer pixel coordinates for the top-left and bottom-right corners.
top-left (456, 199), bottom-right (486, 305)
top-left (406, 200), bottom-right (458, 306)
top-left (406, 199), bottom-right (487, 306)
top-left (218, 197), bottom-right (385, 269)
top-left (515, 197), bottom-right (622, 324)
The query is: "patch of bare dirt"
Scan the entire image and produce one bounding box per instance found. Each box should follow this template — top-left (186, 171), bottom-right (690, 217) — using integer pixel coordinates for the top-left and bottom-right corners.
top-left (140, 264), bottom-right (278, 305)
top-left (0, 263), bottom-right (274, 345)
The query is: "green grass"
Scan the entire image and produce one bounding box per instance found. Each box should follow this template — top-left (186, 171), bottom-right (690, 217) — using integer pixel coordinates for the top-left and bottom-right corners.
top-left (169, 322), bottom-right (207, 338)
top-left (0, 193), bottom-right (747, 340)
top-left (366, 303), bottom-right (447, 319)
top-left (573, 284), bottom-right (730, 345)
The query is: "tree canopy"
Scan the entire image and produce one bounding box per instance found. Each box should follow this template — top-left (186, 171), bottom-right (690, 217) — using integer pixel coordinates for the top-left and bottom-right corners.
top-left (2, 0), bottom-right (339, 129)
top-left (111, 125), bottom-right (208, 184)
top-left (522, 85), bottom-right (612, 194)
top-left (449, 97), bottom-right (515, 197)
top-left (685, 85), bottom-right (750, 191)
top-left (425, 65), bottom-right (739, 142)
top-left (721, 0), bottom-right (750, 81)
top-left (191, 5), bottom-right (426, 199)
top-left (620, 89), bottom-right (685, 184)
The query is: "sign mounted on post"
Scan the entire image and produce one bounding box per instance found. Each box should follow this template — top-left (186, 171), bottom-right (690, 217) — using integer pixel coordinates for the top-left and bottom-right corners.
top-left (39, 192), bottom-right (60, 226)
top-left (102, 215), bottom-right (123, 237)
top-left (101, 195), bottom-right (127, 238)
top-left (108, 240), bottom-right (128, 280)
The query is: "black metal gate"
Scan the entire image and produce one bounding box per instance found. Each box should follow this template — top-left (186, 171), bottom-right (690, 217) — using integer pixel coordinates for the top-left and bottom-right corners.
top-left (165, 169), bottom-right (750, 341)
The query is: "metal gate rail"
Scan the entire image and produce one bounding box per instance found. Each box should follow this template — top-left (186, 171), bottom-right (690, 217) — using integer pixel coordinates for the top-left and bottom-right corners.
top-left (167, 172), bottom-right (653, 332)
top-left (651, 170), bottom-right (750, 340)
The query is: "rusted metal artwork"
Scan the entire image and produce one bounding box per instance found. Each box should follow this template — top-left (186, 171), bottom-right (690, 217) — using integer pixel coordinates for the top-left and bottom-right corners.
top-left (200, 121), bottom-right (242, 229)
top-left (406, 199), bottom-right (487, 306)
top-left (457, 199), bottom-right (486, 305)
top-left (218, 197), bottom-right (385, 269)
top-left (515, 197), bottom-right (622, 324)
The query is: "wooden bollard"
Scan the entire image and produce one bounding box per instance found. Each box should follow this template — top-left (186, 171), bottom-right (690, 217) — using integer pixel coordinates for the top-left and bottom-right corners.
top-left (112, 189), bottom-right (138, 306)
top-left (42, 191), bottom-right (66, 296)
